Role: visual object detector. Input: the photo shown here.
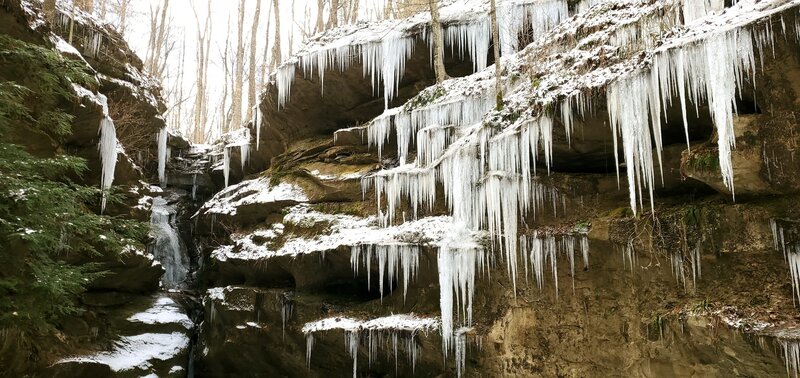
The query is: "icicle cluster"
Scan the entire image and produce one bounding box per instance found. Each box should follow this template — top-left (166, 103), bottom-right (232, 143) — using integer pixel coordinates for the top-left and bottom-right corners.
top-left (350, 244), bottom-right (420, 301)
top-left (783, 339), bottom-right (800, 378)
top-left (276, 0), bottom-right (569, 110)
top-left (521, 232), bottom-right (590, 297)
top-left (157, 127), bottom-right (168, 187)
top-left (771, 219), bottom-right (800, 305)
top-left (607, 22), bottom-right (769, 213)
top-left (438, 246), bottom-right (486, 358)
top-left (97, 94), bottom-right (117, 213)
top-left (302, 315), bottom-right (438, 378)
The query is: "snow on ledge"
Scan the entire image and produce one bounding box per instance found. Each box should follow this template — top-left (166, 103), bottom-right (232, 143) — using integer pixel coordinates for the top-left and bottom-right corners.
top-left (57, 332), bottom-right (189, 372)
top-left (211, 205), bottom-right (486, 262)
top-left (127, 296), bottom-right (193, 330)
top-left (198, 177), bottom-right (309, 216)
top-left (302, 314), bottom-right (440, 335)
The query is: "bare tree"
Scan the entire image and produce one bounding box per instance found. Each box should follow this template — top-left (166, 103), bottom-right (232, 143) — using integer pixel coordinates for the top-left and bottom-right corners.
top-left (229, 1), bottom-right (247, 132)
top-left (74, 0), bottom-right (93, 13)
top-left (288, 0), bottom-right (296, 56)
top-left (246, 0), bottom-right (262, 121)
top-left (490, 0), bottom-right (502, 109)
top-left (98, 0), bottom-right (107, 19)
top-left (43, 0), bottom-right (56, 24)
top-left (271, 0), bottom-right (281, 70)
top-left (219, 12), bottom-right (233, 132)
top-left (316, 0), bottom-right (325, 33)
top-left (191, 0), bottom-right (213, 142)
top-left (327, 0), bottom-right (339, 29)
top-left (144, 0), bottom-right (172, 82)
top-left (109, 0), bottom-right (132, 35)
top-left (260, 1), bottom-right (274, 86)
top-left (429, 0), bottom-right (448, 83)
top-left (349, 0), bottom-right (360, 23)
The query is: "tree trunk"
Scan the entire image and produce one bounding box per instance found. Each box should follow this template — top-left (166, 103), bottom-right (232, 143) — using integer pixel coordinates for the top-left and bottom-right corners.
top-left (68, 1), bottom-right (75, 44)
top-left (261, 1), bottom-right (273, 85)
top-left (490, 0), bottom-right (503, 109)
top-left (271, 0), bottom-right (281, 70)
top-left (316, 0), bottom-right (325, 33)
top-left (43, 0), bottom-right (56, 24)
top-left (429, 0), bottom-right (448, 83)
top-left (246, 0), bottom-right (262, 122)
top-left (349, 0), bottom-right (360, 23)
top-left (117, 0), bottom-right (130, 35)
top-left (152, 0), bottom-right (170, 78)
top-left (98, 0), bottom-right (106, 19)
top-left (327, 0), bottom-right (339, 29)
top-left (288, 0), bottom-right (296, 56)
top-left (230, 1), bottom-right (246, 132)
top-left (191, 0), bottom-right (212, 142)
top-left (75, 0), bottom-right (93, 13)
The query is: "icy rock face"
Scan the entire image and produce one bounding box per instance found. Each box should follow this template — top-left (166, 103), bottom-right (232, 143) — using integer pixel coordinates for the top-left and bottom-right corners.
top-left (192, 0), bottom-right (800, 376)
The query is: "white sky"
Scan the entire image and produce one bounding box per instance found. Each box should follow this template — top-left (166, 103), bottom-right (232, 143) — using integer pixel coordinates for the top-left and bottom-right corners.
top-left (123, 0), bottom-right (387, 139)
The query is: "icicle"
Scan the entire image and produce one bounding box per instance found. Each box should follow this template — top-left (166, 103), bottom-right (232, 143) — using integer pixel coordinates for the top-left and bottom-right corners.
top-left (782, 339), bottom-right (800, 378)
top-left (305, 334), bottom-right (314, 367)
top-left (444, 19), bottom-right (490, 72)
top-left (346, 331), bottom-right (359, 378)
top-left (97, 94), bottom-right (117, 213)
top-left (454, 327), bottom-right (471, 378)
top-left (438, 243), bottom-right (484, 358)
top-left (276, 63), bottom-right (296, 109)
top-left (607, 75), bottom-right (657, 215)
top-left (580, 235), bottom-right (590, 269)
top-left (240, 128), bottom-right (250, 171)
top-left (253, 104), bottom-right (262, 151)
top-left (157, 127), bottom-right (168, 187)
top-left (223, 147), bottom-right (230, 188)
top-left (191, 173), bottom-right (197, 201)
top-left (691, 246), bottom-right (701, 289)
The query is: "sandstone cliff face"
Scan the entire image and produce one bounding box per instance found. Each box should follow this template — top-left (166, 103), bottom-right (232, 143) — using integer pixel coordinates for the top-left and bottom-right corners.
top-left (191, 1), bottom-right (800, 376)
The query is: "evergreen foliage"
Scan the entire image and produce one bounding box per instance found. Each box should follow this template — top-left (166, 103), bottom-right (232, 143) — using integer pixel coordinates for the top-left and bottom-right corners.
top-left (0, 35), bottom-right (148, 334)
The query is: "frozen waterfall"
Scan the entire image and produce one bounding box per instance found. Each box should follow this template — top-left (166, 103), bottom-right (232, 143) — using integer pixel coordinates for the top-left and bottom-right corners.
top-left (150, 197), bottom-right (190, 288)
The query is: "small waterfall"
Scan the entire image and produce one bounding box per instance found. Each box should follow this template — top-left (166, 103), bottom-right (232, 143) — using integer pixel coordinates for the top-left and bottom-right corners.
top-left (150, 196), bottom-right (190, 288)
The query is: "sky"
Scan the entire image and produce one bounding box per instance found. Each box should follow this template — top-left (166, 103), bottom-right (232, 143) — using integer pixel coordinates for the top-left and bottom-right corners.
top-left (122, 0), bottom-right (388, 140)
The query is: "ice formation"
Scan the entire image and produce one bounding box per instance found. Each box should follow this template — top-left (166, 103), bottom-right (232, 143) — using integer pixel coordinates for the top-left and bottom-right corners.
top-left (157, 127), bottom-right (168, 187)
top-left (275, 0), bottom-right (569, 110)
top-left (771, 219), bottom-right (800, 304)
top-left (97, 93), bottom-right (117, 213)
top-left (270, 0), bottom-right (800, 374)
top-left (150, 197), bottom-right (189, 288)
top-left (302, 314), bottom-right (438, 378)
top-left (222, 147), bottom-right (230, 188)
top-left (437, 225), bottom-right (488, 356)
top-left (783, 339), bottom-right (800, 378)
top-left (524, 232), bottom-right (590, 297)
top-left (350, 244), bottom-right (420, 301)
